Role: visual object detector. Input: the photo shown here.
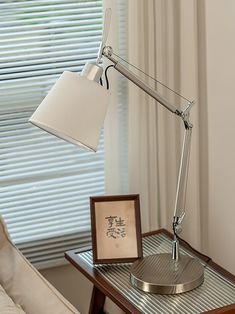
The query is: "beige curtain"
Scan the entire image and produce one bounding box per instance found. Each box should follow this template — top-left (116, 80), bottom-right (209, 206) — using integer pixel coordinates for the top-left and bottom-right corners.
top-left (104, 0), bottom-right (205, 250)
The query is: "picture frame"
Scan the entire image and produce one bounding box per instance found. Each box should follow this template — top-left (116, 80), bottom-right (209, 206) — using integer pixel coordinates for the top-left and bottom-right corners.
top-left (90, 194), bottom-right (142, 264)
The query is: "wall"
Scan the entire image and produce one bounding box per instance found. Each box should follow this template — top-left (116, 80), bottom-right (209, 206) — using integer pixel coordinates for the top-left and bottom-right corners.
top-left (41, 265), bottom-right (92, 314)
top-left (41, 264), bottom-right (124, 314)
top-left (169, 0), bottom-right (235, 274)
top-left (205, 0), bottom-right (235, 274)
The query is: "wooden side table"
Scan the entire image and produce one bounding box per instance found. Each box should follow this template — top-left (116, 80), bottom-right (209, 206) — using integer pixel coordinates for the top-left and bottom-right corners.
top-left (65, 229), bottom-right (235, 314)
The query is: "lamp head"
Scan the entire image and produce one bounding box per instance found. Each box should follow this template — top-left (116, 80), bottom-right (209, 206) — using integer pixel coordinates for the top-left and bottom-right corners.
top-left (29, 64), bottom-right (110, 152)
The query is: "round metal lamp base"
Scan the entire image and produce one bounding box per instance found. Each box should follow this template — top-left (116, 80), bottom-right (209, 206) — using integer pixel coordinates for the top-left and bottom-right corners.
top-left (130, 253), bottom-right (204, 294)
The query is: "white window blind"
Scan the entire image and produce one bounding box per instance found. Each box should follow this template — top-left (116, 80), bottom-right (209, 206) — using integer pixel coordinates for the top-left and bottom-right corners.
top-left (0, 0), bottom-right (104, 269)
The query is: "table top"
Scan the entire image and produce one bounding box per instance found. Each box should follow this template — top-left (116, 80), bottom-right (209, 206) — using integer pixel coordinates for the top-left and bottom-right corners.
top-left (65, 229), bottom-right (235, 314)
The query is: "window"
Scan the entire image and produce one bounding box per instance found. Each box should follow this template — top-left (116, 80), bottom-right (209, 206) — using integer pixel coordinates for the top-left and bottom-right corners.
top-left (0, 0), bottom-right (104, 269)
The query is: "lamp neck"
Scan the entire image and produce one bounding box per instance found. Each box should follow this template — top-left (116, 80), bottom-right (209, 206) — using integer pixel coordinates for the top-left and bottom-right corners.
top-left (81, 62), bottom-right (103, 82)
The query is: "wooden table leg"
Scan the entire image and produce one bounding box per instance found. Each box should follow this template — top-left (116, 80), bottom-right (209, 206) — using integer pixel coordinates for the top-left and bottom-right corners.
top-left (89, 285), bottom-right (106, 314)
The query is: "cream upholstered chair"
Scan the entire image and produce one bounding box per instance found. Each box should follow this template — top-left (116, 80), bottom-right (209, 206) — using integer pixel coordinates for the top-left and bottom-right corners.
top-left (0, 216), bottom-right (80, 314)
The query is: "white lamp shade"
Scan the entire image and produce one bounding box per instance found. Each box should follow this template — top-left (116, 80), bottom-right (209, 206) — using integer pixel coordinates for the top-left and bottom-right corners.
top-left (29, 71), bottom-right (110, 152)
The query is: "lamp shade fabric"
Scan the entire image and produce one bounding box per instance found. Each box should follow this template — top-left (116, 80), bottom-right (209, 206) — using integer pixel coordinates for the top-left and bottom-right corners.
top-left (29, 71), bottom-right (110, 152)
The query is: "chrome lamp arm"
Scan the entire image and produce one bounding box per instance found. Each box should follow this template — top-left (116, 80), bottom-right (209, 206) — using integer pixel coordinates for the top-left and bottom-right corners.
top-left (102, 46), bottom-right (194, 260)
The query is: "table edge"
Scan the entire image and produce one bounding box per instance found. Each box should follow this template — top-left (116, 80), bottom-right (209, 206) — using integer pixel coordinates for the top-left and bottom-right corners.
top-left (65, 249), bottom-right (141, 314)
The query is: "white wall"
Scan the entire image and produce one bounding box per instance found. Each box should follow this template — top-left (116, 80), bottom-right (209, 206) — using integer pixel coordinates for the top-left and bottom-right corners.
top-left (205, 0), bottom-right (235, 274)
top-left (41, 265), bottom-right (92, 314)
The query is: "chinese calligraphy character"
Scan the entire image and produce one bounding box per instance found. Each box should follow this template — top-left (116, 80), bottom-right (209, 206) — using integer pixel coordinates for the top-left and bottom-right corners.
top-left (115, 217), bottom-right (125, 227)
top-left (105, 215), bottom-right (117, 228)
top-left (105, 216), bottom-right (126, 239)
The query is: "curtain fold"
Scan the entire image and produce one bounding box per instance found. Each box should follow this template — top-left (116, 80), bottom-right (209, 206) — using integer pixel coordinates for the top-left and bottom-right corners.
top-left (104, 0), bottom-right (129, 195)
top-left (127, 1), bottom-right (160, 232)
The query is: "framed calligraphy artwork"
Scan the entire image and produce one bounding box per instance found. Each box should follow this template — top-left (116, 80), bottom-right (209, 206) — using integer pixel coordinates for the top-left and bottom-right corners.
top-left (90, 195), bottom-right (142, 264)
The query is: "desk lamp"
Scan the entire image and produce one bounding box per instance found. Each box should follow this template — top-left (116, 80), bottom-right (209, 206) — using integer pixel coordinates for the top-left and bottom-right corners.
top-left (29, 9), bottom-right (204, 294)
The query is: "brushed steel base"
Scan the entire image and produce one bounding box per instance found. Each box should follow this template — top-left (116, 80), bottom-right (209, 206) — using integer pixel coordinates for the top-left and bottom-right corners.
top-left (130, 253), bottom-right (204, 294)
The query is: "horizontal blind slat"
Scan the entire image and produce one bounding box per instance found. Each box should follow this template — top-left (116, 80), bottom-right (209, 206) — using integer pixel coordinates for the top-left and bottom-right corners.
top-left (1, 9), bottom-right (102, 22)
top-left (1, 172), bottom-right (104, 194)
top-left (1, 30), bottom-right (102, 46)
top-left (0, 24), bottom-right (103, 39)
top-left (17, 231), bottom-right (91, 249)
top-left (1, 18), bottom-right (103, 32)
top-left (2, 36), bottom-right (101, 54)
top-left (0, 0), bottom-right (102, 9)
top-left (2, 5), bottom-right (100, 15)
